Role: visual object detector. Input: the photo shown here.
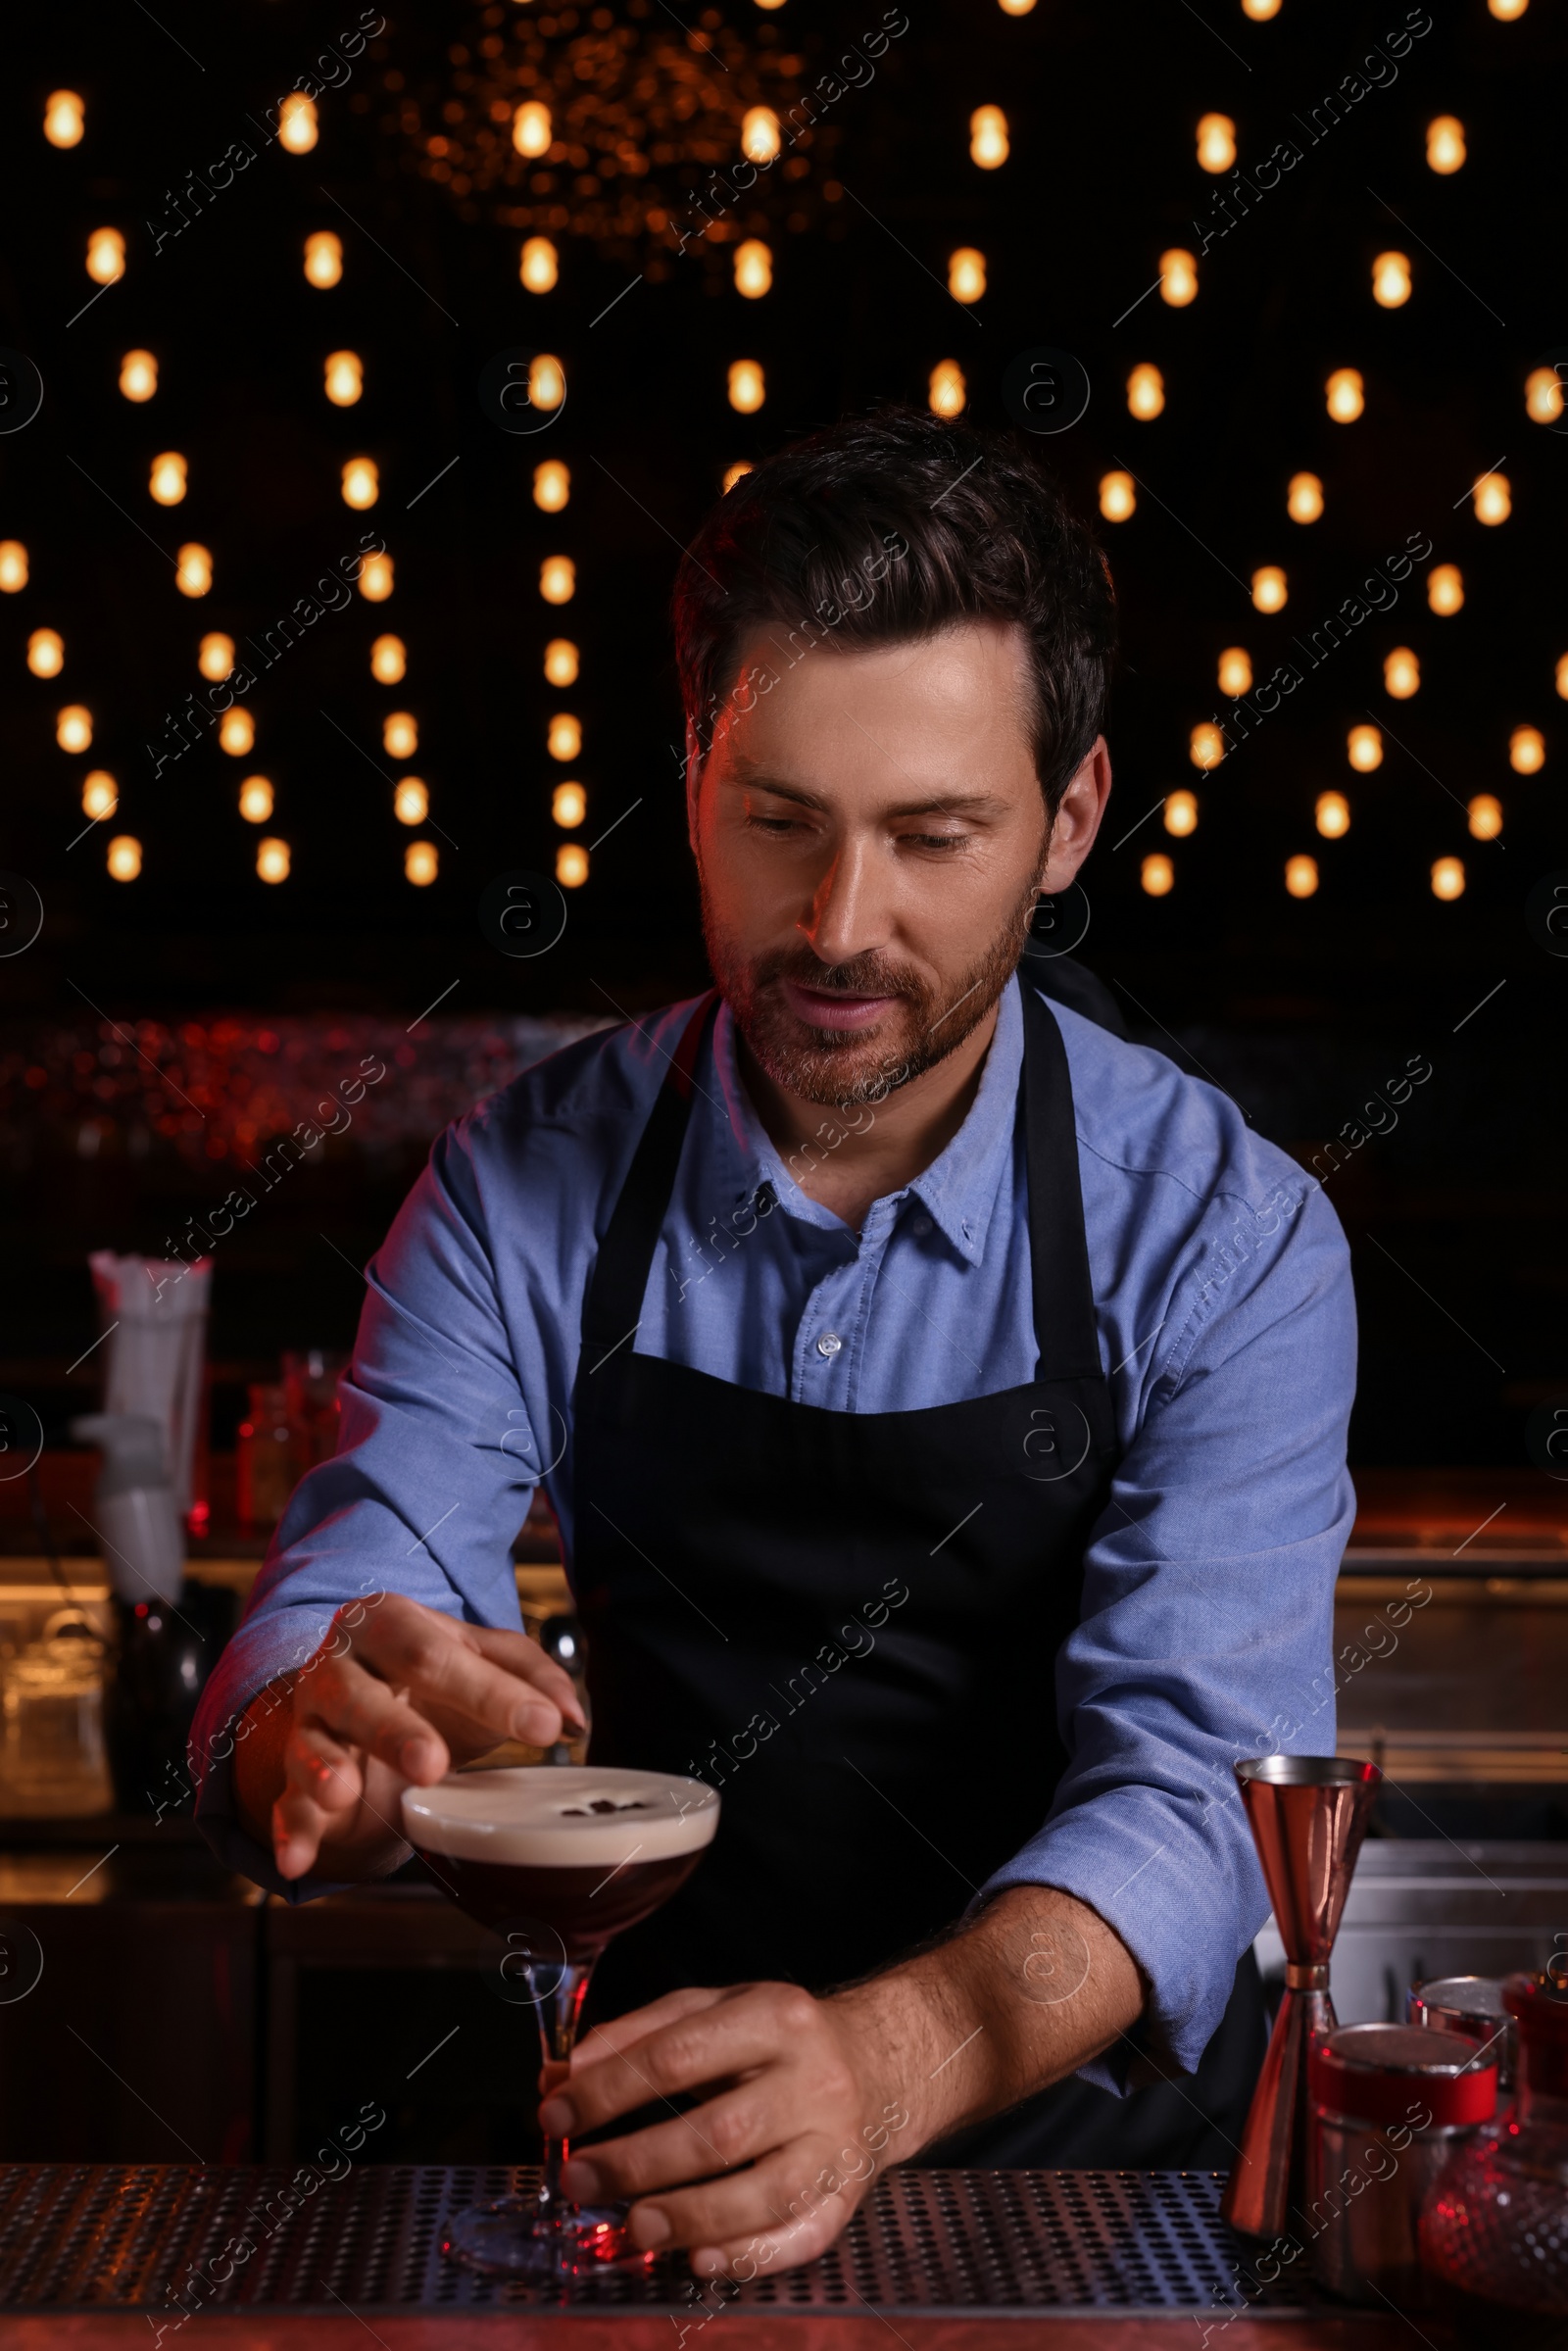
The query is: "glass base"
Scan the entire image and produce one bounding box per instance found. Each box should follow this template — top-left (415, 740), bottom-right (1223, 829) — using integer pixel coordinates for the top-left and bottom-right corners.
top-left (441, 2193), bottom-right (656, 2280)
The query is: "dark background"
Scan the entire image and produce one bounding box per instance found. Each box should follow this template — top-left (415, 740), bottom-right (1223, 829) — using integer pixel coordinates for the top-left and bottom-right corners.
top-left (1, 0), bottom-right (1564, 1467)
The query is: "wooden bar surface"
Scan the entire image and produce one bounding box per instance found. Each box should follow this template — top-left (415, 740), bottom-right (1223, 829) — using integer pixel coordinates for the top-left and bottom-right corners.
top-left (0, 2315), bottom-right (1420, 2349)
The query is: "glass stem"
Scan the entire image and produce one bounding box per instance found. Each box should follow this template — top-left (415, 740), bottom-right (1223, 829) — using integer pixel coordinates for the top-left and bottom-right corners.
top-left (532, 1959), bottom-right (592, 2223)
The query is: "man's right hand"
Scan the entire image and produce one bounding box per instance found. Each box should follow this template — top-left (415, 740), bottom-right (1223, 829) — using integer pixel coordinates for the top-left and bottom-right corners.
top-left (230, 1592), bottom-right (586, 1883)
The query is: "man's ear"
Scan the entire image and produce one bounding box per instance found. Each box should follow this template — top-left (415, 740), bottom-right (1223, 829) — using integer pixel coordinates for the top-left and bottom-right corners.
top-left (1038, 735), bottom-right (1112, 893)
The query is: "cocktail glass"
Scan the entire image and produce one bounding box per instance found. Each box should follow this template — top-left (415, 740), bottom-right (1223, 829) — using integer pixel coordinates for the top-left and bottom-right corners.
top-left (403, 1764), bottom-right (720, 2279)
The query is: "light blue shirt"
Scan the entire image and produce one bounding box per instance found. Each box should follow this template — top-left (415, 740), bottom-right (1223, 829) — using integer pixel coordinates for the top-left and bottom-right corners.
top-left (191, 976), bottom-right (1356, 2089)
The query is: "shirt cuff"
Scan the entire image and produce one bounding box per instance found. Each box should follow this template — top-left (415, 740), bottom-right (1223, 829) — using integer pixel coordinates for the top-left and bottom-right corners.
top-left (971, 1788), bottom-right (1265, 2098)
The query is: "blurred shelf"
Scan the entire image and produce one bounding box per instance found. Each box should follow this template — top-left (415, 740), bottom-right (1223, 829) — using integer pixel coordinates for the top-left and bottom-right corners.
top-left (0, 1451), bottom-right (564, 1564)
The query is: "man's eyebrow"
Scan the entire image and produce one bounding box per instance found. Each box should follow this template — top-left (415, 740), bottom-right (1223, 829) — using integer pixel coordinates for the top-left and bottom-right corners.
top-left (724, 764), bottom-right (1011, 819)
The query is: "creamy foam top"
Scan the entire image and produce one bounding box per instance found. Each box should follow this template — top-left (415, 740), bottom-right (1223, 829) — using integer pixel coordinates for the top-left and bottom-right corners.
top-left (402, 1766), bottom-right (719, 1866)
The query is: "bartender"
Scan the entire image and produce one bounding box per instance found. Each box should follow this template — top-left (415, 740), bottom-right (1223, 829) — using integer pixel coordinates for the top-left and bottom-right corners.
top-left (193, 407), bottom-right (1355, 2281)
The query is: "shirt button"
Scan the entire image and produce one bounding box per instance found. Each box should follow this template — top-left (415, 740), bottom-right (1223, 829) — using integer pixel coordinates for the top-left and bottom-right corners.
top-left (911, 1214), bottom-right (932, 1238)
top-left (816, 1333), bottom-right (843, 1358)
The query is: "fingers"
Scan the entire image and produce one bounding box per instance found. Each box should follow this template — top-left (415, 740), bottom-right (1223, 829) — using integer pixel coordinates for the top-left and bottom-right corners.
top-left (543, 1985), bottom-right (825, 2136)
top-left (296, 1650), bottom-right (453, 1783)
top-left (273, 1662), bottom-right (451, 1875)
top-left (272, 1718), bottom-right (375, 1879)
top-left (693, 2191), bottom-right (852, 2282)
top-left (466, 1625), bottom-right (586, 1738)
top-left (263, 1593), bottom-right (590, 1880)
top-left (559, 2073), bottom-right (786, 2205)
top-left (624, 2139), bottom-right (858, 2276)
top-left (327, 1595), bottom-right (583, 1751)
top-left (570, 1987), bottom-right (727, 2078)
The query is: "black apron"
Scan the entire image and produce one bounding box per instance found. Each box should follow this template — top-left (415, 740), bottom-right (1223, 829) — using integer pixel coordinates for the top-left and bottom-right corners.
top-left (569, 967), bottom-right (1265, 2165)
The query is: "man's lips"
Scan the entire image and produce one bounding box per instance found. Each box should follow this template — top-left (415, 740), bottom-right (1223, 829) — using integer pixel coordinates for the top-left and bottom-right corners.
top-left (778, 976), bottom-right (902, 1032)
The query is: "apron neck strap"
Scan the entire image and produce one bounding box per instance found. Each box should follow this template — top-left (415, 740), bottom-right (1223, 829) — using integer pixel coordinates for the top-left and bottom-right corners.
top-left (580, 989), bottom-right (721, 1361)
top-left (1018, 971), bottom-right (1103, 1383)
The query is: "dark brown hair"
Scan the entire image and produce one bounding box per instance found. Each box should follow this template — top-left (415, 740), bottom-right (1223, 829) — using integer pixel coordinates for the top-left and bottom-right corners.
top-left (672, 406), bottom-right (1118, 812)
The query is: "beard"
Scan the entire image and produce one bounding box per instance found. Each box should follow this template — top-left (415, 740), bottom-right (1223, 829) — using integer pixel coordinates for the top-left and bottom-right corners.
top-left (699, 861), bottom-right (1046, 1109)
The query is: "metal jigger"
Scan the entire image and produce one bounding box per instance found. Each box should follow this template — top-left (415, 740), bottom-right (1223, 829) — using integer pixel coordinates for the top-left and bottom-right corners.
top-left (1221, 1754), bottom-right (1382, 2240)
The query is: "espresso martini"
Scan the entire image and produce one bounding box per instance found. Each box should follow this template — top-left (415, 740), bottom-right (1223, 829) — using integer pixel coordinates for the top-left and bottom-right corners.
top-left (405, 1765), bottom-right (718, 1959)
top-left (401, 1765), bottom-right (720, 2279)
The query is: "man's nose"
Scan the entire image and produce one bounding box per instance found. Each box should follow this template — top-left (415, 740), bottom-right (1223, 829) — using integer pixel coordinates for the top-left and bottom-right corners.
top-left (801, 836), bottom-right (895, 966)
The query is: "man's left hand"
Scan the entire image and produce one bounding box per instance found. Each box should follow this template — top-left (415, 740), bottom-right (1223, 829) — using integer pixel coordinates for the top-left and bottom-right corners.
top-left (546, 1980), bottom-right (912, 2278)
top-left (539, 1886), bottom-right (1144, 2280)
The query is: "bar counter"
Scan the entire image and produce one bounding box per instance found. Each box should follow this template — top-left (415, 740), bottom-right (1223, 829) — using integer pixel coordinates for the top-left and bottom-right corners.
top-left (0, 2161), bottom-right (1427, 2348)
top-left (0, 2316), bottom-right (1418, 2347)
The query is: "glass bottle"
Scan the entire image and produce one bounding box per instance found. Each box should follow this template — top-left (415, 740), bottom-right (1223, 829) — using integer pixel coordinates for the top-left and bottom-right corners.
top-left (1418, 1971), bottom-right (1568, 2345)
top-left (236, 1382), bottom-right (295, 1526)
top-left (105, 1594), bottom-right (209, 1817)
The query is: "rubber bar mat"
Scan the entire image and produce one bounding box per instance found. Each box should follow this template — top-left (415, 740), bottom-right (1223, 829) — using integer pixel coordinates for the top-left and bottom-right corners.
top-left (0, 2165), bottom-right (1311, 2317)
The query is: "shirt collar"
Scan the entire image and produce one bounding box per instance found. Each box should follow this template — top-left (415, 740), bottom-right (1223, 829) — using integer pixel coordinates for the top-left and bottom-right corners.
top-left (708, 976), bottom-right (1022, 1267)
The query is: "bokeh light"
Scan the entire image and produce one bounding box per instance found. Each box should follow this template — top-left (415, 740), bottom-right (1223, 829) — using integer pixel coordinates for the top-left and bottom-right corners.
top-left (949, 248), bottom-right (985, 303)
top-left (1126, 364), bottom-right (1164, 419)
top-left (520, 236), bottom-right (558, 292)
top-left (728, 359), bottom-right (765, 413)
top-left (1426, 116), bottom-right (1465, 172)
top-left (1428, 565), bottom-right (1464, 615)
top-left (1197, 114), bottom-right (1235, 171)
top-left (1287, 472), bottom-right (1324, 523)
top-left (119, 350), bottom-right (158, 402)
top-left (304, 232), bottom-right (343, 288)
top-left (175, 544), bottom-right (213, 598)
top-left (970, 106), bottom-right (1008, 167)
top-left (44, 91), bottom-right (84, 148)
top-left (1326, 368), bottom-right (1364, 422)
top-left (1159, 249), bottom-right (1198, 306)
top-left (1384, 648), bottom-right (1420, 699)
top-left (929, 361), bottom-right (966, 417)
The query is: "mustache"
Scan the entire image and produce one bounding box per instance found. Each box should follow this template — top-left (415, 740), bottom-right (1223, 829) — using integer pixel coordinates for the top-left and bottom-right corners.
top-left (761, 952), bottom-right (920, 999)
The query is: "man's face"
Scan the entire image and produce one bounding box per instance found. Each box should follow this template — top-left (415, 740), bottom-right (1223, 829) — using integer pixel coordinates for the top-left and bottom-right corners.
top-left (688, 617), bottom-right (1108, 1105)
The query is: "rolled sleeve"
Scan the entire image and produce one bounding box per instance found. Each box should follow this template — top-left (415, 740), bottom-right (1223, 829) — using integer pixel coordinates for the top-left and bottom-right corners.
top-left (976, 1173), bottom-right (1356, 2093)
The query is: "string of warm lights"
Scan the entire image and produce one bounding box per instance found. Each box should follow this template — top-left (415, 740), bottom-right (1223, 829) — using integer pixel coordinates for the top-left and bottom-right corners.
top-left (21, 2), bottom-right (1544, 906)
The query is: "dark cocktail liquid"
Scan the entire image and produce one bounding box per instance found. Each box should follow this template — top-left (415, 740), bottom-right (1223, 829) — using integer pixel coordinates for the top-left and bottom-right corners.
top-left (412, 1845), bottom-right (703, 1958)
